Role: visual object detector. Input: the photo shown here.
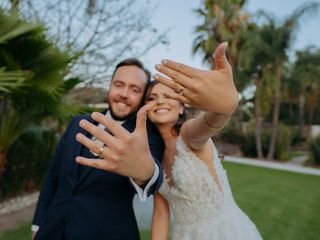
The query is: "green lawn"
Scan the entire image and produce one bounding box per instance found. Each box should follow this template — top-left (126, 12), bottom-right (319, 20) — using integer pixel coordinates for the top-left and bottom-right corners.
top-left (1, 162), bottom-right (319, 240)
top-left (224, 162), bottom-right (320, 240)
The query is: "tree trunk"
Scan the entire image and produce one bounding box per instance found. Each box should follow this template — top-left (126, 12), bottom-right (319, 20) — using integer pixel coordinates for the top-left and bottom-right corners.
top-left (0, 148), bottom-right (6, 175)
top-left (255, 78), bottom-right (264, 159)
top-left (234, 104), bottom-right (244, 133)
top-left (267, 64), bottom-right (282, 160)
top-left (308, 106), bottom-right (315, 126)
top-left (298, 95), bottom-right (305, 137)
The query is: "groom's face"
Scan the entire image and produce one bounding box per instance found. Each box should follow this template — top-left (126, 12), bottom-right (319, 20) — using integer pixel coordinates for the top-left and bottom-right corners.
top-left (107, 65), bottom-right (148, 121)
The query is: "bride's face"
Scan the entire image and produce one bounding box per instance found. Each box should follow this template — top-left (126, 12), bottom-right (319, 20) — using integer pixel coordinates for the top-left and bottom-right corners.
top-left (145, 83), bottom-right (184, 126)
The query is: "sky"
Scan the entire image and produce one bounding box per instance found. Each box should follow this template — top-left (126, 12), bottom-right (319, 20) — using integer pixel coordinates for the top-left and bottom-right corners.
top-left (141, 0), bottom-right (320, 73)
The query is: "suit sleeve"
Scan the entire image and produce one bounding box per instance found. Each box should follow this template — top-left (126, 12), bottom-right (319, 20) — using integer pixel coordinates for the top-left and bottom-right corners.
top-left (32, 118), bottom-right (77, 227)
top-left (145, 122), bottom-right (164, 197)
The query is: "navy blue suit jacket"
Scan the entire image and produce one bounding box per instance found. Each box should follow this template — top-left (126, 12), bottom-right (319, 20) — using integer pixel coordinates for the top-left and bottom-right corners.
top-left (32, 112), bottom-right (164, 240)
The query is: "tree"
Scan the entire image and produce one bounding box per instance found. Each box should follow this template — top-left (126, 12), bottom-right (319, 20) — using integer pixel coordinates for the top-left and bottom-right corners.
top-left (0, 9), bottom-right (83, 178)
top-left (259, 3), bottom-right (319, 160)
top-left (289, 47), bottom-right (320, 136)
top-left (238, 2), bottom-right (318, 159)
top-left (0, 0), bottom-right (168, 84)
top-left (193, 0), bottom-right (252, 133)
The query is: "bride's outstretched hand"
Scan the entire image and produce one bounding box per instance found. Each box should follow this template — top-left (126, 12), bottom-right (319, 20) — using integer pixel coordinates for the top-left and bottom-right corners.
top-left (154, 42), bottom-right (238, 116)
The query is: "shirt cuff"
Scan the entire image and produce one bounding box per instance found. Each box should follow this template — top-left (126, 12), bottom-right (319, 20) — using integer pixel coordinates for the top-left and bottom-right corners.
top-left (32, 224), bottom-right (39, 232)
top-left (129, 162), bottom-right (159, 202)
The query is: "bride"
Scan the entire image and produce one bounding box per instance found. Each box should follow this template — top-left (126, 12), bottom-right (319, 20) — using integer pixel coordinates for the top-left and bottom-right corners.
top-left (147, 42), bottom-right (262, 240)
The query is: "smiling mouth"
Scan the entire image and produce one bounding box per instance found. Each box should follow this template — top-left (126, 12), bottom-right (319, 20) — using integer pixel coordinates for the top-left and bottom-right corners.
top-left (154, 108), bottom-right (170, 113)
top-left (115, 101), bottom-right (129, 108)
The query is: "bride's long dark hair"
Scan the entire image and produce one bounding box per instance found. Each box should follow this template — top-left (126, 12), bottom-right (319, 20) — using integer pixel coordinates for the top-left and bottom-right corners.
top-left (145, 80), bottom-right (186, 136)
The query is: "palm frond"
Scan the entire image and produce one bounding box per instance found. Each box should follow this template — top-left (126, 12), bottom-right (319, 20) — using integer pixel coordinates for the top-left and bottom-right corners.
top-left (0, 68), bottom-right (26, 93)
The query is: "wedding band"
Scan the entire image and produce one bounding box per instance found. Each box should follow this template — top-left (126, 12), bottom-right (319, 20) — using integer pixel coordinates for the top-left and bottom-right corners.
top-left (175, 86), bottom-right (184, 95)
top-left (98, 145), bottom-right (105, 159)
top-left (172, 72), bottom-right (179, 81)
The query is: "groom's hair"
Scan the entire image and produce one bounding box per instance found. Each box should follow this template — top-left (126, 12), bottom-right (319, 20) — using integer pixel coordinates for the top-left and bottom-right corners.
top-left (111, 58), bottom-right (151, 86)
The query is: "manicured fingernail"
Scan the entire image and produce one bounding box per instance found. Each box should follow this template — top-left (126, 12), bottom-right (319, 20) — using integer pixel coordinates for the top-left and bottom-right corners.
top-left (153, 74), bottom-right (160, 80)
top-left (79, 120), bottom-right (87, 127)
top-left (161, 59), bottom-right (168, 64)
top-left (155, 64), bottom-right (161, 70)
top-left (76, 133), bottom-right (85, 140)
top-left (92, 112), bottom-right (98, 118)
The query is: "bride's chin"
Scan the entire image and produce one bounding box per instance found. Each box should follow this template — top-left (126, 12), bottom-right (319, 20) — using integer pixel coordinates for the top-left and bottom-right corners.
top-left (155, 121), bottom-right (176, 130)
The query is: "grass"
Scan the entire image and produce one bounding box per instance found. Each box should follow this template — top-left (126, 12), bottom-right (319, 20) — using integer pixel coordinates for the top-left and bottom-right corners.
top-left (0, 223), bottom-right (31, 240)
top-left (224, 161), bottom-right (320, 240)
top-left (1, 162), bottom-right (319, 240)
top-left (0, 223), bottom-right (151, 240)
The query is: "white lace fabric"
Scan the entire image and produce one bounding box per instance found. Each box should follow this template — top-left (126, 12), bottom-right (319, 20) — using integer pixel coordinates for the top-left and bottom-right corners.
top-left (159, 137), bottom-right (263, 240)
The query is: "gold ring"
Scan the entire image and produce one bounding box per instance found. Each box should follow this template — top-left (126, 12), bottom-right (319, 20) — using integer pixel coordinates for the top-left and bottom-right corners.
top-left (98, 145), bottom-right (105, 159)
top-left (172, 72), bottom-right (179, 81)
top-left (175, 86), bottom-right (184, 95)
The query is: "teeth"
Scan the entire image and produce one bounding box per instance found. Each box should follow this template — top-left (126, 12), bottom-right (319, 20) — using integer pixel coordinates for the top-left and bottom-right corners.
top-left (155, 109), bottom-right (169, 113)
top-left (117, 102), bottom-right (127, 107)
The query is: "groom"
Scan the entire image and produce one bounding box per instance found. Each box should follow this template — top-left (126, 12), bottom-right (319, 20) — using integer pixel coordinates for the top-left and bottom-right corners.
top-left (32, 58), bottom-right (164, 240)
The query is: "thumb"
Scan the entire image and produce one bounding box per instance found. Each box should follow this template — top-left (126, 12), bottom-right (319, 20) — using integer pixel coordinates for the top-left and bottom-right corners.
top-left (135, 104), bottom-right (151, 135)
top-left (214, 42), bottom-right (230, 70)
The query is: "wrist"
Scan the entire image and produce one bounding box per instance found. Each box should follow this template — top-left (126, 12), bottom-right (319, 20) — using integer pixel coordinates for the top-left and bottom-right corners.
top-left (203, 112), bottom-right (230, 130)
top-left (133, 160), bottom-right (155, 186)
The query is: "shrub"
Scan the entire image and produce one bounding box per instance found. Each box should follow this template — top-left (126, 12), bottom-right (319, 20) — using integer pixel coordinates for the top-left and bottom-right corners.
top-left (0, 127), bottom-right (58, 198)
top-left (310, 135), bottom-right (320, 164)
top-left (241, 124), bottom-right (294, 160)
top-left (275, 124), bottom-right (294, 160)
top-left (219, 118), bottom-right (245, 145)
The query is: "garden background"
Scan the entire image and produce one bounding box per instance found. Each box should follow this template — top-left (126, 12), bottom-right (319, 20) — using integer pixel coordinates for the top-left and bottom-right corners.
top-left (0, 0), bottom-right (320, 239)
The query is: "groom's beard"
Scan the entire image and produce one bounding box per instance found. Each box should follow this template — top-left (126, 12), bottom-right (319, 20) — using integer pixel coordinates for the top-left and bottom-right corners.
top-left (109, 105), bottom-right (137, 121)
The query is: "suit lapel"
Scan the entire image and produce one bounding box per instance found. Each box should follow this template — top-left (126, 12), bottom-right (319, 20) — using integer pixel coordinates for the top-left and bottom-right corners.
top-left (75, 114), bottom-right (100, 186)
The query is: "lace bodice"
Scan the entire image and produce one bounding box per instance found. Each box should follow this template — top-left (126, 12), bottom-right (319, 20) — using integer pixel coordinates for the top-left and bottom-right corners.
top-left (158, 137), bottom-right (262, 240)
top-left (159, 138), bottom-right (232, 223)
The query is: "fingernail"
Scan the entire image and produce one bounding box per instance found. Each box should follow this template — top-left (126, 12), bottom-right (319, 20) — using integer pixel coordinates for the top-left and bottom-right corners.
top-left (161, 59), bottom-right (168, 65)
top-left (79, 120), bottom-right (86, 127)
top-left (76, 133), bottom-right (82, 140)
top-left (155, 64), bottom-right (161, 70)
top-left (75, 157), bottom-right (81, 162)
top-left (92, 112), bottom-right (98, 118)
top-left (153, 74), bottom-right (160, 80)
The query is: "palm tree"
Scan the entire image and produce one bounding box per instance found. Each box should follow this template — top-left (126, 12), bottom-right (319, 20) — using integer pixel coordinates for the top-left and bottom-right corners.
top-left (238, 27), bottom-right (275, 159)
top-left (262, 2), bottom-right (319, 160)
top-left (238, 2), bottom-right (319, 160)
top-left (193, 0), bottom-right (252, 133)
top-left (290, 47), bottom-right (320, 137)
top-left (0, 9), bottom-right (83, 177)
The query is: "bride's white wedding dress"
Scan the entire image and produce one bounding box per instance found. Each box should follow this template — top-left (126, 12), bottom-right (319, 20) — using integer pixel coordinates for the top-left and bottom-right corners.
top-left (159, 137), bottom-right (263, 240)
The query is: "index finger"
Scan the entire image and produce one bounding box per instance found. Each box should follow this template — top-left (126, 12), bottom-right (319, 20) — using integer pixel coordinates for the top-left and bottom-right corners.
top-left (91, 112), bottom-right (130, 139)
top-left (161, 59), bottom-right (200, 79)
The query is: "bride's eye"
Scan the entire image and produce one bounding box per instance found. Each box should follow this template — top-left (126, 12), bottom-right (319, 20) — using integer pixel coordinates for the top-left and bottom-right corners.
top-left (146, 97), bottom-right (155, 101)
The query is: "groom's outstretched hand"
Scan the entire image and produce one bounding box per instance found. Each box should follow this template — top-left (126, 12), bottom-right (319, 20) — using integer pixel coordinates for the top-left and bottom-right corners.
top-left (75, 105), bottom-right (154, 186)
